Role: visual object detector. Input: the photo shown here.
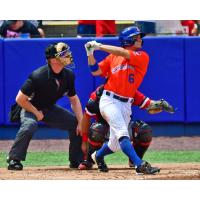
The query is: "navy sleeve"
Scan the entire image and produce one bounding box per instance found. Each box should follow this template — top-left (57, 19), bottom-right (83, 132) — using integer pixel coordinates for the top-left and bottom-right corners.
top-left (20, 75), bottom-right (35, 96)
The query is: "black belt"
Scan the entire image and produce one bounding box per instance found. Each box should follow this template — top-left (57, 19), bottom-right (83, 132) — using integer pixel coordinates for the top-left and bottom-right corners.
top-left (105, 91), bottom-right (132, 103)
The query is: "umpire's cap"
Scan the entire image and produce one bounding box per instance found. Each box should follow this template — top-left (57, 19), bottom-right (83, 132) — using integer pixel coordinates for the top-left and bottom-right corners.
top-left (45, 42), bottom-right (71, 59)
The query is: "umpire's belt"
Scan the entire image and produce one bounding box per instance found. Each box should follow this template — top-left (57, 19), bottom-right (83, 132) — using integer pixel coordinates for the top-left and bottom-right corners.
top-left (105, 91), bottom-right (134, 103)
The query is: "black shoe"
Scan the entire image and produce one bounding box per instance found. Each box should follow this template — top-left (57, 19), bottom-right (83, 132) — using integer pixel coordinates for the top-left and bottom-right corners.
top-left (7, 159), bottom-right (23, 171)
top-left (78, 160), bottom-right (94, 170)
top-left (136, 161), bottom-right (160, 175)
top-left (91, 151), bottom-right (109, 172)
top-left (69, 162), bottom-right (80, 169)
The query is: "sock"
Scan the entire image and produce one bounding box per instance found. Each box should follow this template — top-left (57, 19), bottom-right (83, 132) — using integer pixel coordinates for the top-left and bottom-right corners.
top-left (119, 136), bottom-right (142, 167)
top-left (96, 142), bottom-right (113, 160)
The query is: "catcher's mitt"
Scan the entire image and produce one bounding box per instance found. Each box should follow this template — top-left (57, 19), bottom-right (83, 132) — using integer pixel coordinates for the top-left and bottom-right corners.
top-left (146, 99), bottom-right (175, 114)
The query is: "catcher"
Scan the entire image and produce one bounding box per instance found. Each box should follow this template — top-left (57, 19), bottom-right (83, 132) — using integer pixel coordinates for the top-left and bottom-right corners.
top-left (78, 84), bottom-right (175, 170)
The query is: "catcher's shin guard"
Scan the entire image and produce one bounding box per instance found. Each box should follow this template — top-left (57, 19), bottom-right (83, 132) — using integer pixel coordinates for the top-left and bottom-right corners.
top-left (132, 120), bottom-right (152, 157)
top-left (129, 120), bottom-right (152, 167)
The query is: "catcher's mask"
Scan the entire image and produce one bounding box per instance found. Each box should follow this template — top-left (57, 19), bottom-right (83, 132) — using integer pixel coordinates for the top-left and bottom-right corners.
top-left (119, 26), bottom-right (146, 47)
top-left (45, 42), bottom-right (75, 68)
top-left (89, 122), bottom-right (108, 143)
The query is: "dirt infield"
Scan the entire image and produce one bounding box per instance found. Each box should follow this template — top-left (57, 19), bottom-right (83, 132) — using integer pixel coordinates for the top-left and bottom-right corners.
top-left (1, 136), bottom-right (200, 152)
top-left (0, 163), bottom-right (200, 180)
top-left (0, 137), bottom-right (200, 180)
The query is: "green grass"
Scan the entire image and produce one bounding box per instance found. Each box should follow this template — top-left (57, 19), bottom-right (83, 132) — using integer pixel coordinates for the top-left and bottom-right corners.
top-left (0, 150), bottom-right (200, 168)
top-left (105, 150), bottom-right (200, 164)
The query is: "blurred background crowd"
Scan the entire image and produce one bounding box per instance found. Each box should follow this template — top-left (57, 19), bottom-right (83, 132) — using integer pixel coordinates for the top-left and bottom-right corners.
top-left (0, 20), bottom-right (200, 38)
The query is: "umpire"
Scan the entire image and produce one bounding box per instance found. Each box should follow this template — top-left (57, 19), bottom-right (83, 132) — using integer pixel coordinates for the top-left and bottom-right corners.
top-left (7, 42), bottom-right (83, 170)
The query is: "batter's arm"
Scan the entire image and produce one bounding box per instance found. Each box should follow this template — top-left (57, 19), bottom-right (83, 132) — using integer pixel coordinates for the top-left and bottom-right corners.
top-left (85, 41), bottom-right (130, 76)
top-left (87, 54), bottom-right (103, 76)
top-left (86, 40), bottom-right (130, 58)
top-left (98, 44), bottom-right (130, 59)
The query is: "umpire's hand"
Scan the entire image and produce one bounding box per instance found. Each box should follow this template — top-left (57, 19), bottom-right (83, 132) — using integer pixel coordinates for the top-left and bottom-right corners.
top-left (35, 110), bottom-right (44, 121)
top-left (76, 122), bottom-right (82, 136)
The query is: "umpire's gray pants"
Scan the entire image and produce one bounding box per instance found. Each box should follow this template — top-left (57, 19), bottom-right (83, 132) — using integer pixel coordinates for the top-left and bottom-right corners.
top-left (8, 104), bottom-right (83, 165)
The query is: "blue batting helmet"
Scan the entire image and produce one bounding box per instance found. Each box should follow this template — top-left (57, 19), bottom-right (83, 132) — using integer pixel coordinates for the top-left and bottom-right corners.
top-left (119, 26), bottom-right (146, 47)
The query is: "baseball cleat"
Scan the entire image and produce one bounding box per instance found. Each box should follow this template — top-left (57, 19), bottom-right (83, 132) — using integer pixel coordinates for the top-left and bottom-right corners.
top-left (7, 159), bottom-right (23, 170)
top-left (91, 151), bottom-right (109, 172)
top-left (78, 160), bottom-right (93, 170)
top-left (136, 161), bottom-right (160, 175)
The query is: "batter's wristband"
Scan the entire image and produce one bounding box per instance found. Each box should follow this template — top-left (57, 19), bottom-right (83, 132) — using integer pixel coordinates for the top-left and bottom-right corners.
top-left (89, 63), bottom-right (99, 72)
top-left (82, 133), bottom-right (88, 142)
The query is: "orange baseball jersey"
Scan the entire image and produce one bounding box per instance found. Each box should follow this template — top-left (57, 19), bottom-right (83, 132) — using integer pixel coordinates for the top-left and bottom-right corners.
top-left (98, 50), bottom-right (149, 98)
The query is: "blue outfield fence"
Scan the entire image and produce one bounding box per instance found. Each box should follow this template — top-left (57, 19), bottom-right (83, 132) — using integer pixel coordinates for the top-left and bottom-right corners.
top-left (185, 38), bottom-right (200, 122)
top-left (132, 37), bottom-right (185, 122)
top-left (0, 36), bottom-right (200, 138)
top-left (0, 39), bottom-right (4, 125)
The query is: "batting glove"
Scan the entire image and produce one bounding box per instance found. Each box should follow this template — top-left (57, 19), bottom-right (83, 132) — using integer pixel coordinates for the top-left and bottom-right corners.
top-left (89, 40), bottom-right (102, 50)
top-left (85, 40), bottom-right (102, 55)
top-left (85, 42), bottom-right (95, 56)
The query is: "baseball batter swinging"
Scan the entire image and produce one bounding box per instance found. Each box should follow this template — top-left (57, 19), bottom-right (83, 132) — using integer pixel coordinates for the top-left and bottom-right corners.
top-left (85, 26), bottom-right (160, 174)
top-left (78, 84), bottom-right (175, 170)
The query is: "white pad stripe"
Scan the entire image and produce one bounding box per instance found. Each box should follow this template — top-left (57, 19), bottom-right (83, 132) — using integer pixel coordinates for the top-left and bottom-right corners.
top-left (140, 97), bottom-right (150, 109)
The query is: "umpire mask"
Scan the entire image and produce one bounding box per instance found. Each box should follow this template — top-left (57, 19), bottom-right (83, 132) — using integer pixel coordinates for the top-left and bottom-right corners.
top-left (46, 42), bottom-right (76, 68)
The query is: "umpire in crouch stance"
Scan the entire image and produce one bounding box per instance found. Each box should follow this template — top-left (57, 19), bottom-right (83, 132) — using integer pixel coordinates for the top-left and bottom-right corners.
top-left (7, 42), bottom-right (83, 170)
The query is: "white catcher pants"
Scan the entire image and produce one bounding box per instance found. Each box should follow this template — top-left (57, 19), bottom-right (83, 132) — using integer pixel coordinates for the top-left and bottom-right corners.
top-left (99, 91), bottom-right (133, 152)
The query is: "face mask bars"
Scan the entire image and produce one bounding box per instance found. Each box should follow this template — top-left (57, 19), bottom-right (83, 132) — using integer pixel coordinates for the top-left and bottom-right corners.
top-left (55, 49), bottom-right (76, 69)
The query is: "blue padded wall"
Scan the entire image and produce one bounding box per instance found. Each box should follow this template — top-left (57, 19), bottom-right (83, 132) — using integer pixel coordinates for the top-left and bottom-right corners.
top-left (185, 37), bottom-right (200, 122)
top-left (2, 37), bottom-right (199, 125)
top-left (0, 39), bottom-right (4, 125)
top-left (132, 37), bottom-right (185, 122)
top-left (4, 38), bottom-right (93, 124)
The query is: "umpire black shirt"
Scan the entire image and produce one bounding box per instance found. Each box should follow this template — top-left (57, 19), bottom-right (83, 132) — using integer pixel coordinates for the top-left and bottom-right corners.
top-left (20, 64), bottom-right (76, 109)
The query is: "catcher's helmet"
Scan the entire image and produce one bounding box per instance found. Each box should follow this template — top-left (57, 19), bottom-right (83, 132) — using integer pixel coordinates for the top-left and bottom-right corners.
top-left (89, 122), bottom-right (108, 143)
top-left (119, 26), bottom-right (146, 47)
